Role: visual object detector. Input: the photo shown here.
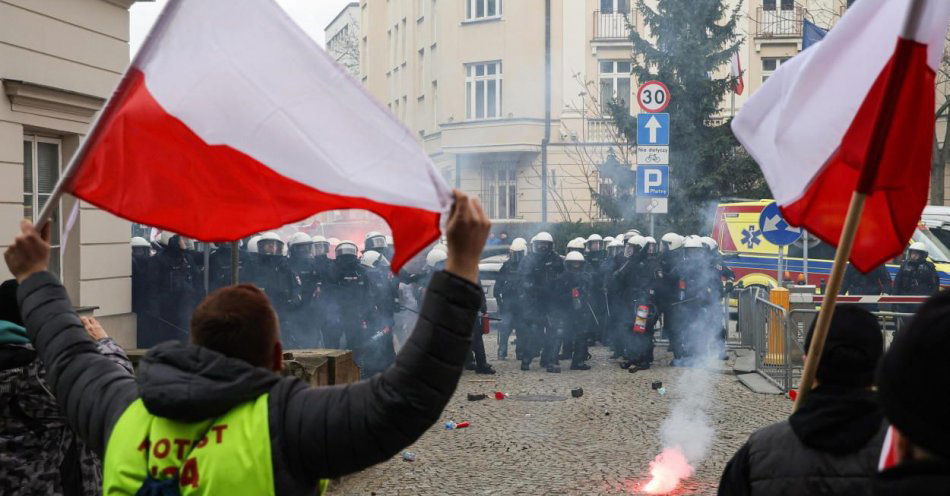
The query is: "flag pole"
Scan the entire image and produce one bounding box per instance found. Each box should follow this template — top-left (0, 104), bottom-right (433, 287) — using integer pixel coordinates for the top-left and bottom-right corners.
top-left (793, 0), bottom-right (927, 411)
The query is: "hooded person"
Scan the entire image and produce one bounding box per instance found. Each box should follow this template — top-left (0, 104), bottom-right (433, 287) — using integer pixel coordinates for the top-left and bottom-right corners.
top-left (6, 191), bottom-right (491, 496)
top-left (0, 278), bottom-right (132, 496)
top-left (874, 291), bottom-right (950, 495)
top-left (719, 305), bottom-right (886, 496)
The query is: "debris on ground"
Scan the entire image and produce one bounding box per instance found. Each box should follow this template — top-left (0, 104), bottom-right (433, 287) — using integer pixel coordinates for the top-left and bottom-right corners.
top-left (657, 387), bottom-right (667, 396)
top-left (467, 393), bottom-right (487, 401)
top-left (444, 421), bottom-right (471, 429)
top-left (571, 388), bottom-right (584, 398)
top-left (651, 381), bottom-right (663, 390)
top-left (402, 451), bottom-right (416, 462)
top-left (494, 391), bottom-right (507, 400)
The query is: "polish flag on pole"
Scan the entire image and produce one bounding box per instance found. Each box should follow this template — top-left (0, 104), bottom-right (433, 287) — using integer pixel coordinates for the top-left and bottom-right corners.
top-left (730, 51), bottom-right (744, 95)
top-left (732, 0), bottom-right (950, 272)
top-left (58, 0), bottom-right (451, 271)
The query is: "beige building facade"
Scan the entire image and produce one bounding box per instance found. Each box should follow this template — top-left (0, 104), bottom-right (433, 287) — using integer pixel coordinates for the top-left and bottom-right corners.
top-left (0, 0), bottom-right (139, 347)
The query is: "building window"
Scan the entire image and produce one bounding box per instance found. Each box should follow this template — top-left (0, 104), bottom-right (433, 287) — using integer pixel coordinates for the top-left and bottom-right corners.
top-left (22, 136), bottom-right (61, 278)
top-left (466, 61), bottom-right (502, 120)
top-left (599, 60), bottom-right (632, 113)
top-left (598, 177), bottom-right (616, 218)
top-left (600, 0), bottom-right (629, 13)
top-left (481, 164), bottom-right (517, 219)
top-left (761, 56), bottom-right (791, 82)
top-left (466, 0), bottom-right (501, 20)
top-left (762, 0), bottom-right (794, 10)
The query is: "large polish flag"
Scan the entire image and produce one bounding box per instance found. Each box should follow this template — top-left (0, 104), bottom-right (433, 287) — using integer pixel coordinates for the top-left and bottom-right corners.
top-left (66, 0), bottom-right (451, 271)
top-left (733, 0), bottom-right (950, 272)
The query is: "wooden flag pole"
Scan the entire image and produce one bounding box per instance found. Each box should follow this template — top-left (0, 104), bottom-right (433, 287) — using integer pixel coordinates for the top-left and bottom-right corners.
top-left (793, 0), bottom-right (926, 411)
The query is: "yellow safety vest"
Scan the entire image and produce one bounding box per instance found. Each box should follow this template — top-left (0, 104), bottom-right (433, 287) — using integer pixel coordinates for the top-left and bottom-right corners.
top-left (103, 394), bottom-right (328, 495)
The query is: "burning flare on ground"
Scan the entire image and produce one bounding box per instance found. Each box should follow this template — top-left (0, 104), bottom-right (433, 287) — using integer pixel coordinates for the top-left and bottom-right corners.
top-left (643, 447), bottom-right (694, 494)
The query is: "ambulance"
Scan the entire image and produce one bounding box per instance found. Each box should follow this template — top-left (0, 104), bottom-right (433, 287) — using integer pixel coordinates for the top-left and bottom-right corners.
top-left (711, 200), bottom-right (950, 290)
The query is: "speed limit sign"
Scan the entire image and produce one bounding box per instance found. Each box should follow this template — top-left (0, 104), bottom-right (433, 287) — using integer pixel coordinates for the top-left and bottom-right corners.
top-left (637, 81), bottom-right (670, 113)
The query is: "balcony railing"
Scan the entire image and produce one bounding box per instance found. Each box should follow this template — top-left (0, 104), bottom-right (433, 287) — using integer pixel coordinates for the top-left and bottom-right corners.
top-left (593, 10), bottom-right (635, 41)
top-left (755, 7), bottom-right (803, 38)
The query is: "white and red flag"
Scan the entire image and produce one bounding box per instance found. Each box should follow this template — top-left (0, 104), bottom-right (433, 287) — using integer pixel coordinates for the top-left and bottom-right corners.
top-left (733, 0), bottom-right (950, 272)
top-left (730, 51), bottom-right (744, 95)
top-left (65, 0), bottom-right (451, 271)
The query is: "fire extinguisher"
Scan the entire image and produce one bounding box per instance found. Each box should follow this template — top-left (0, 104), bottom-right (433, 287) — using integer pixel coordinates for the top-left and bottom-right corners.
top-left (678, 279), bottom-right (687, 301)
top-left (481, 313), bottom-right (491, 334)
top-left (633, 305), bottom-right (649, 334)
top-left (571, 287), bottom-right (582, 310)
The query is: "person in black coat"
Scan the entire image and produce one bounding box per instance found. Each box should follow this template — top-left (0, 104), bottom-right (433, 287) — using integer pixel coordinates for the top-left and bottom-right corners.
top-left (517, 232), bottom-right (564, 372)
top-left (144, 233), bottom-right (199, 347)
top-left (249, 233), bottom-right (303, 348)
top-left (719, 305), bottom-right (886, 496)
top-left (4, 191), bottom-right (491, 494)
top-left (325, 240), bottom-right (370, 351)
top-left (557, 252), bottom-right (592, 370)
top-left (494, 239), bottom-right (526, 360)
top-left (873, 290), bottom-right (950, 495)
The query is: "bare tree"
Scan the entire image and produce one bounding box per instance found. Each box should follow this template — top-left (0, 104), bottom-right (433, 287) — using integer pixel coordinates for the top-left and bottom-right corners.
top-left (326, 15), bottom-right (360, 75)
top-left (931, 33), bottom-right (950, 204)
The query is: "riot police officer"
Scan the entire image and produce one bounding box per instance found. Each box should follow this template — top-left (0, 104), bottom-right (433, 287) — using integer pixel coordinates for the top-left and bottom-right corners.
top-left (145, 232), bottom-right (199, 347)
top-left (360, 250), bottom-right (398, 376)
top-left (518, 232), bottom-right (564, 372)
top-left (208, 242), bottom-right (239, 291)
top-left (566, 238), bottom-right (586, 255)
top-left (604, 237), bottom-right (626, 356)
top-left (669, 237), bottom-right (720, 365)
top-left (326, 240), bottom-right (370, 351)
top-left (894, 242), bottom-right (940, 330)
top-left (287, 232), bottom-right (324, 348)
top-left (495, 237), bottom-right (526, 359)
top-left (585, 234), bottom-right (608, 346)
top-left (131, 237), bottom-right (151, 338)
top-left (613, 236), bottom-right (658, 371)
top-left (250, 232), bottom-right (303, 346)
top-left (558, 251), bottom-right (593, 370)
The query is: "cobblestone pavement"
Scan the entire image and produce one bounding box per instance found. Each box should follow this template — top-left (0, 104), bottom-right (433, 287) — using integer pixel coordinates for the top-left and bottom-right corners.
top-left (329, 333), bottom-right (791, 496)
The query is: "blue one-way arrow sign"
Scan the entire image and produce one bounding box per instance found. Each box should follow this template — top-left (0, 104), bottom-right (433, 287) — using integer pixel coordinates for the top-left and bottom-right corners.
top-left (637, 113), bottom-right (669, 146)
top-left (758, 202), bottom-right (802, 246)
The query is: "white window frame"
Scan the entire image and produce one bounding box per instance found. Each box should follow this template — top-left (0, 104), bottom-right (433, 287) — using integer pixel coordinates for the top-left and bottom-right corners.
top-left (465, 61), bottom-right (502, 120)
top-left (22, 135), bottom-right (62, 279)
top-left (466, 0), bottom-right (502, 20)
top-left (762, 0), bottom-right (794, 11)
top-left (481, 164), bottom-right (518, 220)
top-left (761, 56), bottom-right (791, 82)
top-left (599, 0), bottom-right (630, 14)
top-left (598, 60), bottom-right (632, 113)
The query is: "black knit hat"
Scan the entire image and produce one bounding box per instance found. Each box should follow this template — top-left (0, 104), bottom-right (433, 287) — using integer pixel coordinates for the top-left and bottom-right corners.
top-left (0, 279), bottom-right (22, 326)
top-left (805, 304), bottom-right (883, 388)
top-left (877, 291), bottom-right (950, 459)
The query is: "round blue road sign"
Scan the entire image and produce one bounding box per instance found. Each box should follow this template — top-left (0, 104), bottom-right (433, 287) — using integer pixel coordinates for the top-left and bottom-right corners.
top-left (758, 202), bottom-right (802, 246)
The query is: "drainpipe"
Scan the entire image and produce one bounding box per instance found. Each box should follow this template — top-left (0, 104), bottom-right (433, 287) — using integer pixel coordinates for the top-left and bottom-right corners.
top-left (541, 0), bottom-right (552, 223)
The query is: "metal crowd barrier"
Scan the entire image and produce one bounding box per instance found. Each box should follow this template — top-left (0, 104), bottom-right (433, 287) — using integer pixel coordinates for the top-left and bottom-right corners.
top-left (736, 288), bottom-right (928, 392)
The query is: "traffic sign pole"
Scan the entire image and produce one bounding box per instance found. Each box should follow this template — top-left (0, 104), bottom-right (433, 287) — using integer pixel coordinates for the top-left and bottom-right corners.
top-left (777, 245), bottom-right (784, 287)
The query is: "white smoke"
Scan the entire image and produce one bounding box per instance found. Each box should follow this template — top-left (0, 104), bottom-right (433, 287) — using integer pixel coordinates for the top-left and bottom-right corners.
top-left (658, 361), bottom-right (716, 464)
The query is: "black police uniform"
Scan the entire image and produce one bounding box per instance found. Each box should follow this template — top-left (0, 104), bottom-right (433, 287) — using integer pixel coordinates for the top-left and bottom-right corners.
top-left (252, 253), bottom-right (303, 347)
top-left (143, 236), bottom-right (199, 347)
top-left (494, 253), bottom-right (524, 359)
top-left (517, 249), bottom-right (564, 370)
top-left (556, 264), bottom-right (593, 369)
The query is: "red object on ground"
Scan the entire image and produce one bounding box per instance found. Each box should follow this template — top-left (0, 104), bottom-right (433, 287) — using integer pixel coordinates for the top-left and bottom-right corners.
top-left (494, 392), bottom-right (505, 400)
top-left (788, 389), bottom-right (798, 401)
top-left (455, 421), bottom-right (470, 428)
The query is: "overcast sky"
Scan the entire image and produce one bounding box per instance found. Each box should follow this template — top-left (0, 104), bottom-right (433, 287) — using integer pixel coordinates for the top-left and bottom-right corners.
top-left (130, 0), bottom-right (356, 54)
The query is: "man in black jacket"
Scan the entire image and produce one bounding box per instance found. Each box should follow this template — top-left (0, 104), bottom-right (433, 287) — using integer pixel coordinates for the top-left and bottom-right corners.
top-left (873, 290), bottom-right (950, 495)
top-left (4, 190), bottom-right (490, 495)
top-left (718, 305), bottom-right (886, 496)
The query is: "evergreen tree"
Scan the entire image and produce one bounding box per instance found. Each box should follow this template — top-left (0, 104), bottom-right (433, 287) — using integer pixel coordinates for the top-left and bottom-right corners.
top-left (603, 0), bottom-right (769, 232)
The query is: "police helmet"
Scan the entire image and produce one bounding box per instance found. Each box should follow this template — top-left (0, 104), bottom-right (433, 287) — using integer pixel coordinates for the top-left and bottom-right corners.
top-left (364, 231), bottom-right (387, 250)
top-left (130, 237), bottom-right (150, 248)
top-left (426, 249), bottom-right (448, 267)
top-left (361, 250), bottom-right (382, 268)
top-left (700, 236), bottom-right (718, 251)
top-left (586, 234), bottom-right (604, 252)
top-left (510, 238), bottom-right (528, 252)
top-left (567, 238), bottom-right (585, 251)
top-left (565, 251), bottom-right (585, 262)
top-left (532, 232), bottom-right (554, 253)
top-left (909, 241), bottom-right (928, 257)
top-left (336, 240), bottom-right (359, 258)
top-left (288, 232), bottom-right (313, 248)
top-left (683, 237), bottom-right (704, 249)
top-left (258, 232), bottom-right (284, 255)
top-left (627, 235), bottom-right (647, 248)
top-left (247, 235), bottom-right (262, 254)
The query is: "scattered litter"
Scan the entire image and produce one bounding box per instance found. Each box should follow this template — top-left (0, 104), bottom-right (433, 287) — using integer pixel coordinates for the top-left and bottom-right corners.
top-left (571, 388), bottom-right (584, 398)
top-left (651, 381), bottom-right (663, 390)
top-left (455, 421), bottom-right (470, 428)
top-left (604, 411), bottom-right (611, 416)
top-left (444, 421), bottom-right (456, 430)
top-left (657, 387), bottom-right (667, 396)
top-left (788, 389), bottom-right (798, 401)
top-left (444, 421), bottom-right (470, 429)
top-left (402, 451), bottom-right (416, 462)
top-left (494, 391), bottom-right (507, 400)
top-left (467, 393), bottom-right (487, 402)
top-left (525, 414), bottom-right (532, 418)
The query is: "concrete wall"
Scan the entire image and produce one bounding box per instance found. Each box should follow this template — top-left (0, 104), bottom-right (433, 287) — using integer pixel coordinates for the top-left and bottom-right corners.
top-left (0, 0), bottom-right (136, 347)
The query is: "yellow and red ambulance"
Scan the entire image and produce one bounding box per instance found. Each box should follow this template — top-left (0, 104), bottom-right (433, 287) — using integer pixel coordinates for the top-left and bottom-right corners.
top-left (711, 200), bottom-right (950, 290)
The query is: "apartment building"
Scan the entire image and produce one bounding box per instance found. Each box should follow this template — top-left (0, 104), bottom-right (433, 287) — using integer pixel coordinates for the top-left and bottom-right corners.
top-left (326, 2), bottom-right (361, 76)
top-left (0, 0), bottom-right (140, 347)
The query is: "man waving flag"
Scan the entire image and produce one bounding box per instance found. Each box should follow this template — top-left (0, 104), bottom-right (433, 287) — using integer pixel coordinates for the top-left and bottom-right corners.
top-left (733, 0), bottom-right (950, 272)
top-left (57, 0), bottom-right (451, 271)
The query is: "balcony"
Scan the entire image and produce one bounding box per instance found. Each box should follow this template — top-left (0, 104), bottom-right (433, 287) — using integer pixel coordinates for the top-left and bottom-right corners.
top-left (593, 10), bottom-right (635, 41)
top-left (754, 7), bottom-right (803, 38)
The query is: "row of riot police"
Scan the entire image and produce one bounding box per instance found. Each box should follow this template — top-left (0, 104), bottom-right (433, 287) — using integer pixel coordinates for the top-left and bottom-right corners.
top-left (131, 230), bottom-right (401, 377)
top-left (491, 229), bottom-right (735, 373)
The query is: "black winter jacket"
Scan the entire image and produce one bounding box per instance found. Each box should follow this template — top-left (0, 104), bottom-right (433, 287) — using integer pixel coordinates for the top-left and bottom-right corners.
top-left (18, 270), bottom-right (481, 495)
top-left (718, 386), bottom-right (885, 496)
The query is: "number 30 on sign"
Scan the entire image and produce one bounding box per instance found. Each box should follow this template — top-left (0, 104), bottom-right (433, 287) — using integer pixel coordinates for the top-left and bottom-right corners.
top-left (637, 81), bottom-right (670, 113)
